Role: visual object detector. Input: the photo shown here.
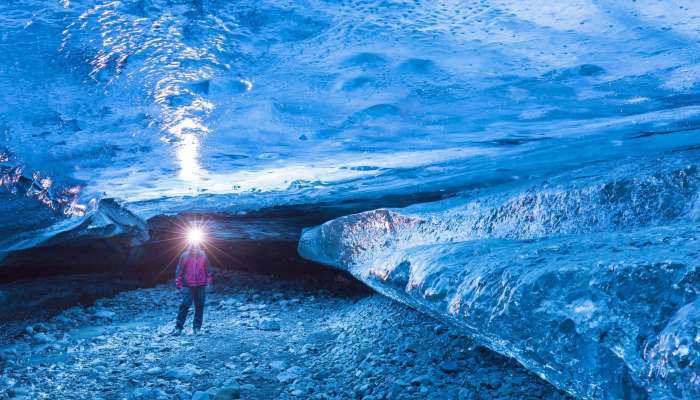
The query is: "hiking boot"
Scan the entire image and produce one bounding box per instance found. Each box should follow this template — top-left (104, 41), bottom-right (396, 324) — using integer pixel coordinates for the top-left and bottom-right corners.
top-left (171, 328), bottom-right (183, 336)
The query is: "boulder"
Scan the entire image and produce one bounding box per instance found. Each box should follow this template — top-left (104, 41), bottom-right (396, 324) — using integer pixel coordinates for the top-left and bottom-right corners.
top-left (258, 319), bottom-right (281, 331)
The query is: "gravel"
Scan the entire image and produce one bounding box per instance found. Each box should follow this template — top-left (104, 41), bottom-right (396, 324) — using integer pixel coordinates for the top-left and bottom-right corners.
top-left (0, 270), bottom-right (571, 400)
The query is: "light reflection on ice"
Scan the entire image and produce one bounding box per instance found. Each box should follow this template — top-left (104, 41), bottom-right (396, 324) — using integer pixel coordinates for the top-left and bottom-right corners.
top-left (175, 133), bottom-right (202, 182)
top-left (103, 146), bottom-right (497, 202)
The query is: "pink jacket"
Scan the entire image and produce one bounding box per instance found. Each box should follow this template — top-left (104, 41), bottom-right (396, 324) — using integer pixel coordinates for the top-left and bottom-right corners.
top-left (175, 248), bottom-right (212, 288)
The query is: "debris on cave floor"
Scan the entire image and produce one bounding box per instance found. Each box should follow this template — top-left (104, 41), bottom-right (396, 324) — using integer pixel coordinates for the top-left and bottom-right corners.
top-left (0, 271), bottom-right (571, 400)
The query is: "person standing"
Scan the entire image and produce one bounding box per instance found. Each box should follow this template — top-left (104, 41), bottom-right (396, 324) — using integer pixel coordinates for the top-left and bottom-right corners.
top-left (173, 244), bottom-right (212, 335)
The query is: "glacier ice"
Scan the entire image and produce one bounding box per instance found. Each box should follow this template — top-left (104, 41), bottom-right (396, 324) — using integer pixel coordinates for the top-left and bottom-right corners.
top-left (0, 195), bottom-right (148, 254)
top-left (3, 0), bottom-right (700, 228)
top-left (1, 0), bottom-right (700, 397)
top-left (299, 157), bottom-right (700, 399)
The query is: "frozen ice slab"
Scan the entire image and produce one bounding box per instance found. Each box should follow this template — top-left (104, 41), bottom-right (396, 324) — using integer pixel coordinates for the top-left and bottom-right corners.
top-left (0, 198), bottom-right (148, 254)
top-left (299, 159), bottom-right (700, 399)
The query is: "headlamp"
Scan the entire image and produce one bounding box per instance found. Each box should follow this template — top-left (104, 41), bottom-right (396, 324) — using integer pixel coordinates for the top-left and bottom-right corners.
top-left (187, 227), bottom-right (204, 246)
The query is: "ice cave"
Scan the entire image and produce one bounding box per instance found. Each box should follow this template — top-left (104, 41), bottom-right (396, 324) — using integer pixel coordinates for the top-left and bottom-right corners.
top-left (1, 1), bottom-right (700, 399)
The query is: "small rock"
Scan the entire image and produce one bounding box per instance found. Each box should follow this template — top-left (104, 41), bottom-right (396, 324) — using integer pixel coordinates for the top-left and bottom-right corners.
top-left (94, 310), bottom-right (116, 320)
top-left (458, 388), bottom-right (477, 400)
top-left (33, 323), bottom-right (51, 333)
top-left (433, 324), bottom-right (447, 335)
top-left (410, 375), bottom-right (432, 386)
top-left (191, 391), bottom-right (211, 400)
top-left (8, 387), bottom-right (30, 398)
top-left (277, 366), bottom-right (304, 383)
top-left (258, 319), bottom-right (281, 331)
top-left (354, 349), bottom-right (369, 362)
top-left (403, 342), bottom-right (419, 353)
top-left (354, 383), bottom-right (368, 398)
top-left (146, 367), bottom-right (163, 375)
top-left (132, 388), bottom-right (150, 399)
top-left (1, 349), bottom-right (18, 362)
top-left (133, 387), bottom-right (167, 399)
top-left (394, 379), bottom-right (410, 387)
top-left (213, 386), bottom-right (241, 400)
top-left (440, 361), bottom-right (461, 373)
top-left (222, 378), bottom-right (238, 387)
top-left (269, 360), bottom-right (287, 370)
top-left (487, 376), bottom-right (502, 389)
top-left (312, 370), bottom-right (330, 381)
top-left (300, 343), bottom-right (317, 354)
top-left (219, 299), bottom-right (237, 308)
top-left (32, 333), bottom-right (52, 344)
top-left (165, 364), bottom-right (203, 380)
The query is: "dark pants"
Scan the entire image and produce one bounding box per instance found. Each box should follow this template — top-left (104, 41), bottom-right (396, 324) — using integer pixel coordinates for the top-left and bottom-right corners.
top-left (176, 286), bottom-right (206, 330)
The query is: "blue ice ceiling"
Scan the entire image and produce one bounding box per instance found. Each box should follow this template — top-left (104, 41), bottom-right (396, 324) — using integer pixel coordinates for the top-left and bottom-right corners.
top-left (2, 0), bottom-right (700, 225)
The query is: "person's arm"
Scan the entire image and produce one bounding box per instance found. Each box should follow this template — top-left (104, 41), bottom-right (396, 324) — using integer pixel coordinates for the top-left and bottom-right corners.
top-left (175, 252), bottom-right (186, 289)
top-left (205, 254), bottom-right (213, 286)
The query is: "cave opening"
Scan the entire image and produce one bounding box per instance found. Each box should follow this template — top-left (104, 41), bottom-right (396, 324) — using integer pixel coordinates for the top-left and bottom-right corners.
top-left (0, 193), bottom-right (456, 327)
top-left (0, 211), bottom-right (370, 330)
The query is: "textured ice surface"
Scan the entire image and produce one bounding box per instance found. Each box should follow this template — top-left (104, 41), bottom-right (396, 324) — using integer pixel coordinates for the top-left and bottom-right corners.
top-left (299, 155), bottom-right (700, 399)
top-left (0, 198), bottom-right (148, 254)
top-left (2, 0), bottom-right (700, 249)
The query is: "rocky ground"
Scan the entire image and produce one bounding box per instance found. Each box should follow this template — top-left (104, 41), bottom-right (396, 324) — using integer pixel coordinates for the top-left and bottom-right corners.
top-left (0, 270), bottom-right (571, 400)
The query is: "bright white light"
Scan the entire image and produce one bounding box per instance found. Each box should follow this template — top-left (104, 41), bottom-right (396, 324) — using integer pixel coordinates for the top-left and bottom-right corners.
top-left (187, 228), bottom-right (204, 245)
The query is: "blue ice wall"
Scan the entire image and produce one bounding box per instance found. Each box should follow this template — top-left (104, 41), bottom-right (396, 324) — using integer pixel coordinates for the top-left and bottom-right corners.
top-left (299, 154), bottom-right (700, 399)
